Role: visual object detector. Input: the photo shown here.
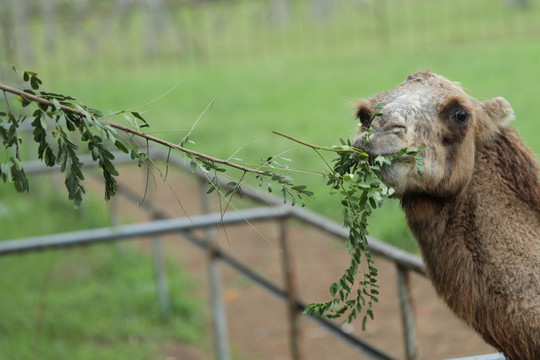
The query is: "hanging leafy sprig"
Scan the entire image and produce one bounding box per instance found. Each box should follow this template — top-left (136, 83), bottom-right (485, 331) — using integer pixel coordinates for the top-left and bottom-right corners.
top-left (1, 71), bottom-right (145, 207)
top-left (0, 94), bottom-right (27, 192)
top-left (272, 130), bottom-right (424, 328)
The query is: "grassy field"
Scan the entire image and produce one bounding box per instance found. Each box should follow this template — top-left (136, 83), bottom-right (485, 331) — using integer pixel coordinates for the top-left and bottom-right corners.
top-left (1, 0), bottom-right (540, 358)
top-left (0, 244), bottom-right (204, 359)
top-left (0, 181), bottom-right (205, 359)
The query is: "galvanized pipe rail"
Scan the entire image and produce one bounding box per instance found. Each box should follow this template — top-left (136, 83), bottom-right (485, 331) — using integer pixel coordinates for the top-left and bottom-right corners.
top-left (148, 147), bottom-right (425, 359)
top-left (0, 203), bottom-right (396, 360)
top-left (0, 205), bottom-right (290, 255)
top-left (1, 149), bottom-right (504, 360)
top-left (175, 224), bottom-right (397, 360)
top-left (102, 175), bottom-right (399, 359)
top-left (88, 164), bottom-right (408, 360)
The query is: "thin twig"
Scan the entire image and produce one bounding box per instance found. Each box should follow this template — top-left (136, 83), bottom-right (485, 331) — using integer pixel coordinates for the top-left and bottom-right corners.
top-left (177, 99), bottom-right (214, 145)
top-left (2, 89), bottom-right (11, 114)
top-left (272, 130), bottom-right (358, 153)
top-left (272, 130), bottom-right (319, 149)
top-left (100, 80), bottom-right (181, 120)
top-left (272, 130), bottom-right (355, 173)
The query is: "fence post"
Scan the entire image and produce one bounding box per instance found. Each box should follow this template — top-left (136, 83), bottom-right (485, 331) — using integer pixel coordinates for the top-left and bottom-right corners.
top-left (108, 195), bottom-right (124, 254)
top-left (198, 178), bottom-right (231, 360)
top-left (148, 177), bottom-right (172, 319)
top-left (396, 264), bottom-right (419, 360)
top-left (151, 235), bottom-right (172, 319)
top-left (279, 217), bottom-right (304, 360)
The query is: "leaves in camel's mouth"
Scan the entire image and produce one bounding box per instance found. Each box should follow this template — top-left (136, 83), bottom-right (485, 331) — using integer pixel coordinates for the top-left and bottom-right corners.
top-left (301, 137), bottom-right (425, 326)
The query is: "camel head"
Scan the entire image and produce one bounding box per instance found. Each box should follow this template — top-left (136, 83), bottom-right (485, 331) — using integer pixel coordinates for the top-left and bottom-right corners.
top-left (353, 71), bottom-right (515, 197)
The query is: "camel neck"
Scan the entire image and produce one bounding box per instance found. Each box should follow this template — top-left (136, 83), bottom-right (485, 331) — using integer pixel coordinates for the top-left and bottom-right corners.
top-left (401, 127), bottom-right (539, 268)
top-left (398, 129), bottom-right (540, 358)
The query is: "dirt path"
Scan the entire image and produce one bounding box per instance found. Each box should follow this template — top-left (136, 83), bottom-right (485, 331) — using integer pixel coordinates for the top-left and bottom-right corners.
top-left (111, 164), bottom-right (496, 360)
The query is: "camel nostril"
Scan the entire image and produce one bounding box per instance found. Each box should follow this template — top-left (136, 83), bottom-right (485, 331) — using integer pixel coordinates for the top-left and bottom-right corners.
top-left (356, 107), bottom-right (373, 128)
top-left (380, 123), bottom-right (407, 134)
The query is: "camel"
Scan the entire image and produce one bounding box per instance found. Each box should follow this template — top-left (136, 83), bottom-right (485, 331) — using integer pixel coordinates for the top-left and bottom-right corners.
top-left (353, 71), bottom-right (540, 360)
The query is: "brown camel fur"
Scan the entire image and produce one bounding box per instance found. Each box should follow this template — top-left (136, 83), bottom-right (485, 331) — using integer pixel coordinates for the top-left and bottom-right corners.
top-left (353, 71), bottom-right (540, 359)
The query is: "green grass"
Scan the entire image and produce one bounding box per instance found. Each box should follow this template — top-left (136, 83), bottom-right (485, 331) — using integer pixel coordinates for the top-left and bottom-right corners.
top-left (0, 245), bottom-right (204, 360)
top-left (0, 183), bottom-right (205, 359)
top-left (1, 2), bottom-right (540, 357)
top-left (0, 177), bottom-right (110, 240)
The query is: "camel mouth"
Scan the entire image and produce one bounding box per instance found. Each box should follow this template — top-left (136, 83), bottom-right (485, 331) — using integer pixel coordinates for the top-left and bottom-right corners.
top-left (354, 122), bottom-right (407, 157)
top-left (354, 132), bottom-right (407, 158)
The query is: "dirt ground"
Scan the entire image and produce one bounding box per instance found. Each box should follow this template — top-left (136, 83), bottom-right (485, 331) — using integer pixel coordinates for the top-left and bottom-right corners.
top-left (110, 164), bottom-right (497, 360)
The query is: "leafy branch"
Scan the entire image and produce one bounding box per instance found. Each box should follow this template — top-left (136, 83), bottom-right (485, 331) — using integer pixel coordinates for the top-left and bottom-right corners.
top-left (274, 129), bottom-right (424, 327)
top-left (0, 71), bottom-right (310, 208)
top-left (0, 70), bottom-right (424, 329)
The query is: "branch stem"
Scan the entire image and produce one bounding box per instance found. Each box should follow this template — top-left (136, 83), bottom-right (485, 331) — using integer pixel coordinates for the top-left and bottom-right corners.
top-left (272, 130), bottom-right (357, 153)
top-left (0, 83), bottom-right (271, 177)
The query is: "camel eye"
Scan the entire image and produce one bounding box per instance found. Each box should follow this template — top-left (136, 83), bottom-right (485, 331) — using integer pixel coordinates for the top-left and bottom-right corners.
top-left (440, 99), bottom-right (471, 128)
top-left (453, 109), bottom-right (469, 123)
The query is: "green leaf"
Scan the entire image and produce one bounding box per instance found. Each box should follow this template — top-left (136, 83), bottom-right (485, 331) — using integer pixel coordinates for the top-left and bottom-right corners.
top-left (114, 140), bottom-right (129, 153)
top-left (329, 282), bottom-right (340, 297)
top-left (52, 98), bottom-right (62, 111)
top-left (44, 147), bottom-right (56, 166)
top-left (190, 160), bottom-right (198, 173)
top-left (39, 113), bottom-right (48, 130)
top-left (132, 112), bottom-right (150, 128)
top-left (367, 309), bottom-right (374, 320)
top-left (19, 95), bottom-right (30, 107)
top-left (30, 76), bottom-right (41, 90)
top-left (10, 164), bottom-right (29, 192)
top-left (88, 108), bottom-right (104, 117)
top-left (10, 156), bottom-right (22, 171)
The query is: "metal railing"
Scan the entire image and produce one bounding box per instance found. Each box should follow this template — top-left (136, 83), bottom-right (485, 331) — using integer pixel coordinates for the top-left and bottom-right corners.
top-left (0, 147), bottom-right (504, 360)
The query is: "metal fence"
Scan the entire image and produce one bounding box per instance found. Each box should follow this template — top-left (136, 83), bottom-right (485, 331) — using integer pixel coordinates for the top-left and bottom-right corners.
top-left (0, 146), bottom-right (504, 360)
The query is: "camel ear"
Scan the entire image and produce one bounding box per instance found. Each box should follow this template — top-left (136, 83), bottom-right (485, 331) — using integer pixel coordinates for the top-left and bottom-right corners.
top-left (477, 97), bottom-right (515, 140)
top-left (482, 97), bottom-right (515, 126)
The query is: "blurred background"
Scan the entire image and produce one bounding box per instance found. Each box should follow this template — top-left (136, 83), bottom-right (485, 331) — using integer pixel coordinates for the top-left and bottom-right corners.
top-left (1, 0), bottom-right (539, 359)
